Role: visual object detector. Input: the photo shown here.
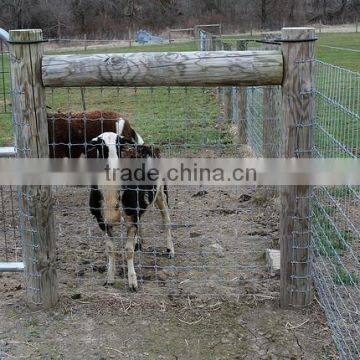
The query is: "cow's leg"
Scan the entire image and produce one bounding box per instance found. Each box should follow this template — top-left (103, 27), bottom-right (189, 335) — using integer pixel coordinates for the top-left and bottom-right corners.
top-left (105, 232), bottom-right (116, 285)
top-left (134, 222), bottom-right (143, 252)
top-left (155, 187), bottom-right (174, 258)
top-left (90, 187), bottom-right (117, 286)
top-left (124, 214), bottom-right (138, 291)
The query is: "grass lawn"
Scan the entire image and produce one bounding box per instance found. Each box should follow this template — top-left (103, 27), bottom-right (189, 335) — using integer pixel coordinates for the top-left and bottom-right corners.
top-left (46, 40), bottom-right (198, 55)
top-left (316, 32), bottom-right (360, 72)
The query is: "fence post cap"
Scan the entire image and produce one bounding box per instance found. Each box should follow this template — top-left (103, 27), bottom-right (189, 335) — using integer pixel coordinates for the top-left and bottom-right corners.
top-left (281, 27), bottom-right (315, 40)
top-left (9, 29), bottom-right (43, 41)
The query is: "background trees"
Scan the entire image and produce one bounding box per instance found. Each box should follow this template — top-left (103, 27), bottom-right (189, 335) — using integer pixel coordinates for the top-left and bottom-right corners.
top-left (0, 0), bottom-right (358, 38)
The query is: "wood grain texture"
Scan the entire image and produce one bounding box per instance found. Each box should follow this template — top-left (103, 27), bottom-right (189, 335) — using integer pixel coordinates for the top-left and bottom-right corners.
top-left (9, 29), bottom-right (57, 308)
top-left (236, 41), bottom-right (248, 144)
top-left (213, 39), bottom-right (224, 123)
top-left (280, 27), bottom-right (315, 309)
top-left (42, 50), bottom-right (283, 88)
top-left (222, 44), bottom-right (233, 123)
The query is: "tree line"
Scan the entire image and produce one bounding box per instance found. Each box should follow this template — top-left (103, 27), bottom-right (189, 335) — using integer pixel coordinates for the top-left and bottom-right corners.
top-left (0, 0), bottom-right (359, 39)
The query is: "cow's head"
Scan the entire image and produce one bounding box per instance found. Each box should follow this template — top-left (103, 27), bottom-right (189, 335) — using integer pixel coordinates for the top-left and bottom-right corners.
top-left (88, 132), bottom-right (126, 158)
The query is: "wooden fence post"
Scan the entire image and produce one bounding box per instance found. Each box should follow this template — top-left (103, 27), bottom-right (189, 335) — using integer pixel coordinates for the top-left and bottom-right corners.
top-left (205, 33), bottom-right (214, 51)
top-left (9, 29), bottom-right (57, 308)
top-left (214, 38), bottom-right (223, 124)
top-left (236, 40), bottom-right (248, 144)
top-left (222, 42), bottom-right (232, 123)
top-left (194, 26), bottom-right (201, 50)
top-left (83, 33), bottom-right (87, 52)
top-left (280, 27), bottom-right (315, 308)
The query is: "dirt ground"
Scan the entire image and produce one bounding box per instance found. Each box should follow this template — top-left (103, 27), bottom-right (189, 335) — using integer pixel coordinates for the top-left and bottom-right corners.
top-left (0, 186), bottom-right (338, 359)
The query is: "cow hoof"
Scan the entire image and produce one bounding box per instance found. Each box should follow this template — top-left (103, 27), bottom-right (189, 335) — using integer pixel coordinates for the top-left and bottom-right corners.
top-left (128, 275), bottom-right (138, 292)
top-left (167, 248), bottom-right (175, 259)
top-left (134, 242), bottom-right (142, 252)
top-left (129, 284), bottom-right (138, 292)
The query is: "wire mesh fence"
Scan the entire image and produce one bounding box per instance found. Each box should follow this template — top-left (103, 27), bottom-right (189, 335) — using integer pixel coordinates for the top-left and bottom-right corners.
top-left (0, 39), bottom-right (12, 147)
top-left (0, 186), bottom-right (21, 264)
top-left (218, 36), bottom-right (360, 356)
top-left (242, 38), bottom-right (359, 353)
top-left (43, 85), bottom-right (278, 300)
top-left (312, 60), bottom-right (360, 359)
top-left (0, 30), bottom-right (359, 358)
top-left (0, 39), bottom-right (21, 267)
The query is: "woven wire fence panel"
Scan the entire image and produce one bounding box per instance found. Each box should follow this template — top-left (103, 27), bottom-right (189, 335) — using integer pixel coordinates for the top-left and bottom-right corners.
top-left (0, 40), bottom-right (21, 265)
top-left (245, 86), bottom-right (282, 157)
top-left (313, 60), bottom-right (360, 359)
top-left (39, 85), bottom-right (281, 300)
top-left (0, 186), bottom-right (21, 263)
top-left (247, 87), bottom-right (264, 156)
top-left (0, 39), bottom-right (12, 146)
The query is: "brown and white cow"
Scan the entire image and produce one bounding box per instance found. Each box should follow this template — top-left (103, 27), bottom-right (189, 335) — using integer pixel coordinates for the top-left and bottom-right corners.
top-left (88, 132), bottom-right (174, 291)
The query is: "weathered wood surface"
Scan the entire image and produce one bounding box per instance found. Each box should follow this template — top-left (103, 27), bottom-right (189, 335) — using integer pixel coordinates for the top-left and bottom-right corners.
top-left (9, 29), bottom-right (57, 308)
top-left (223, 86), bottom-right (232, 123)
top-left (222, 43), bottom-right (233, 122)
top-left (236, 40), bottom-right (248, 144)
top-left (42, 50), bottom-right (283, 88)
top-left (280, 27), bottom-right (315, 309)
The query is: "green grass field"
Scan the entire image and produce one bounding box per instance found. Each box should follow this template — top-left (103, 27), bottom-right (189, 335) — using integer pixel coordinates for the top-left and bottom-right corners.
top-left (316, 33), bottom-right (360, 71)
top-left (46, 86), bottom-right (226, 149)
top-left (0, 32), bottom-right (359, 147)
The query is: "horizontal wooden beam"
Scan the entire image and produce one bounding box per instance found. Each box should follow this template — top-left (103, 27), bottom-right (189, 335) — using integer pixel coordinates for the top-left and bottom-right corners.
top-left (0, 262), bottom-right (24, 272)
top-left (169, 28), bottom-right (194, 32)
top-left (0, 147), bottom-right (16, 158)
top-left (42, 51), bottom-right (283, 88)
top-left (196, 24), bottom-right (221, 28)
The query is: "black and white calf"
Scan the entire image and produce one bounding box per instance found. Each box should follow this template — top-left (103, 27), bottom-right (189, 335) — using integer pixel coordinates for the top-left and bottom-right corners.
top-left (89, 132), bottom-right (174, 291)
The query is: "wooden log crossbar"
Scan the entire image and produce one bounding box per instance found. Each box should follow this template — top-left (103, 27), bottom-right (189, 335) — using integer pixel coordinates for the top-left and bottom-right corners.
top-left (42, 50), bottom-right (283, 88)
